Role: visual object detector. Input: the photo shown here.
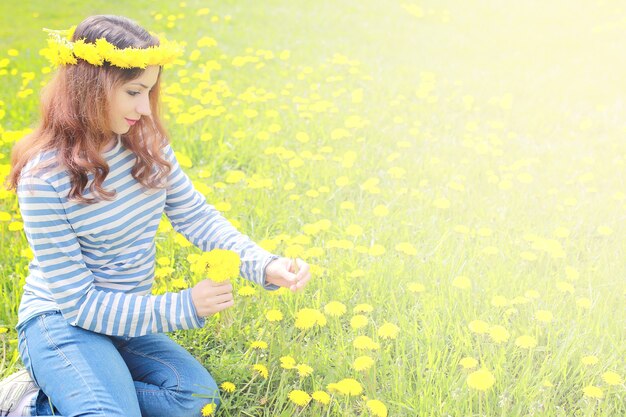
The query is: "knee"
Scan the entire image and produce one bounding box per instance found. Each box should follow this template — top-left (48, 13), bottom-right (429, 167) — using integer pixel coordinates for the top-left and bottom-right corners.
top-left (168, 368), bottom-right (221, 417)
top-left (188, 374), bottom-right (221, 415)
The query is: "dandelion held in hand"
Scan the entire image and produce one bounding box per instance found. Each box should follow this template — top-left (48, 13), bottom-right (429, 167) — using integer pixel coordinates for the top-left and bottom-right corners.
top-left (191, 249), bottom-right (241, 282)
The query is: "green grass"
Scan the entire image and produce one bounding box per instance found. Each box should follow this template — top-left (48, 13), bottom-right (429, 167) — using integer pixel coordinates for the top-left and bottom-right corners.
top-left (0, 0), bottom-right (624, 416)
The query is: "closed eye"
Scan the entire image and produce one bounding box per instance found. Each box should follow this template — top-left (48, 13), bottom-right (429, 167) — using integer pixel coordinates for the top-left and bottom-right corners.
top-left (127, 90), bottom-right (140, 97)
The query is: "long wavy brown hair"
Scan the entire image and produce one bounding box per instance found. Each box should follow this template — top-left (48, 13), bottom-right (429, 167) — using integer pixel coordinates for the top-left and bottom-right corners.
top-left (7, 15), bottom-right (172, 203)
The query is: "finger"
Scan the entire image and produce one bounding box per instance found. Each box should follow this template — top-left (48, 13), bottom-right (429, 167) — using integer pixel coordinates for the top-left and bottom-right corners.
top-left (211, 292), bottom-right (234, 304)
top-left (207, 282), bottom-right (233, 295)
top-left (295, 262), bottom-right (310, 281)
top-left (211, 299), bottom-right (234, 314)
top-left (281, 270), bottom-right (298, 283)
top-left (207, 279), bottom-right (233, 289)
top-left (295, 272), bottom-right (311, 289)
top-left (292, 257), bottom-right (301, 274)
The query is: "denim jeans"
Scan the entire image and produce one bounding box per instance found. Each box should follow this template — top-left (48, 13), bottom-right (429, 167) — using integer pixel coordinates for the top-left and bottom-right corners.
top-left (16, 311), bottom-right (220, 416)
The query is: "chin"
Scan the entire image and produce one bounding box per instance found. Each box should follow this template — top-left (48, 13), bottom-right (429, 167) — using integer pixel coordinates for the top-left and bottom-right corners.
top-left (113, 126), bottom-right (130, 135)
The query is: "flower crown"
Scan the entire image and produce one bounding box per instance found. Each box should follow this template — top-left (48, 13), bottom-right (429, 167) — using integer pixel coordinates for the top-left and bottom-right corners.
top-left (40, 26), bottom-right (185, 69)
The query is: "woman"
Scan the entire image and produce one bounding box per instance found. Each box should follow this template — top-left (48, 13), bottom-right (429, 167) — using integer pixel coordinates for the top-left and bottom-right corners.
top-left (0, 15), bottom-right (310, 416)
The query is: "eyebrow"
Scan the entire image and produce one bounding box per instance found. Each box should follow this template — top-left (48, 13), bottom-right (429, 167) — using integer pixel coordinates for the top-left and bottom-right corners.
top-left (129, 83), bottom-right (151, 88)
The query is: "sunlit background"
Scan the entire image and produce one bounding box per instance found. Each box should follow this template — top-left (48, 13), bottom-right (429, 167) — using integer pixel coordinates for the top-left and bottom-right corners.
top-left (0, 1), bottom-right (624, 416)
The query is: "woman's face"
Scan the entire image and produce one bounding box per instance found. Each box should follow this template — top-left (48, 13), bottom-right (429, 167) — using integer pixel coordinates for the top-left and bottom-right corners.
top-left (108, 65), bottom-right (160, 135)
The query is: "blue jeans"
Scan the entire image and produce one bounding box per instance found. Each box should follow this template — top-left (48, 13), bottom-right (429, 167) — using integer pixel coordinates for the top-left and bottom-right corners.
top-left (17, 311), bottom-right (220, 416)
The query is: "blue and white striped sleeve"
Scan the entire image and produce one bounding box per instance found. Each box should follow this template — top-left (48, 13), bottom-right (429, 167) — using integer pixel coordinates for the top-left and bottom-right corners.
top-left (17, 175), bottom-right (205, 337)
top-left (162, 144), bottom-right (279, 290)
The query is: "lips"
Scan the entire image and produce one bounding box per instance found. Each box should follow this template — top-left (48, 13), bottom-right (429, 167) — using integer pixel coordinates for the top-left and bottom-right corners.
top-left (125, 118), bottom-right (139, 126)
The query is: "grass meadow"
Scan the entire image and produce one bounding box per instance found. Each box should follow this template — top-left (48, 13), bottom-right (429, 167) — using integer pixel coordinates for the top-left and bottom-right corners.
top-left (0, 0), bottom-right (624, 416)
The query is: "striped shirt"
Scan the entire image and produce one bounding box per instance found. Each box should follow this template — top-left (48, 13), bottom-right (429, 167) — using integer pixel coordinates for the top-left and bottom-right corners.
top-left (16, 136), bottom-right (278, 337)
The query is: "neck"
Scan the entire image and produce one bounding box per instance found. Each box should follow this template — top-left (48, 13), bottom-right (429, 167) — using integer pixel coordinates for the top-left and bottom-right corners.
top-left (101, 135), bottom-right (119, 153)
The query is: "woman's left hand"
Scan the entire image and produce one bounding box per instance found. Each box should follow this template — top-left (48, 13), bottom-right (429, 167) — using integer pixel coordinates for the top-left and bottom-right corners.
top-left (265, 257), bottom-right (311, 292)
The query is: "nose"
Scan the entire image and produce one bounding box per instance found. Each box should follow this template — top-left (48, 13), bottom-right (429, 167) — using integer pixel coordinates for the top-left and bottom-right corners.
top-left (136, 94), bottom-right (151, 116)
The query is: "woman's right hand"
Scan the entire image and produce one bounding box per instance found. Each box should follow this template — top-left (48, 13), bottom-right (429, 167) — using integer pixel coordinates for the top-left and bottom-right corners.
top-left (190, 279), bottom-right (234, 317)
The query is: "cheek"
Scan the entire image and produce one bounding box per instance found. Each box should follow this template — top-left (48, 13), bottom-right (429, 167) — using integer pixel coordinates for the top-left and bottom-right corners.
top-left (109, 90), bottom-right (129, 114)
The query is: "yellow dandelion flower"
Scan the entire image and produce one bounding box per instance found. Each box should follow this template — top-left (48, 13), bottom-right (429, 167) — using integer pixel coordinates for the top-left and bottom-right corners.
top-left (224, 169), bottom-right (246, 183)
top-left (395, 242), bottom-right (417, 256)
top-left (174, 233), bottom-right (192, 248)
top-left (8, 222), bottom-right (23, 231)
top-left (324, 301), bottom-right (347, 317)
top-left (288, 390), bottom-right (311, 406)
top-left (265, 309), bottom-right (283, 322)
top-left (201, 403), bottom-right (216, 416)
top-left (156, 256), bottom-right (171, 266)
top-left (220, 381), bottom-right (235, 393)
top-left (191, 249), bottom-right (240, 282)
top-left (237, 286), bottom-right (256, 296)
top-left (369, 244), bottom-right (386, 256)
top-left (511, 296), bottom-right (530, 305)
top-left (345, 224), bottom-right (364, 236)
top-left (252, 364), bottom-right (268, 379)
top-left (408, 282), bottom-right (425, 293)
top-left (459, 357), bottom-right (478, 369)
top-left (250, 340), bottom-right (268, 350)
top-left (341, 201), bottom-right (356, 210)
top-left (452, 276), bottom-right (471, 289)
top-left (353, 335), bottom-right (380, 350)
top-left (353, 355), bottom-right (375, 371)
top-left (535, 310), bottom-right (553, 323)
top-left (505, 307), bottom-right (518, 317)
top-left (433, 197), bottom-right (450, 209)
top-left (556, 281), bottom-right (575, 293)
top-left (565, 266), bottom-right (579, 281)
top-left (453, 225), bottom-right (470, 235)
top-left (581, 355), bottom-right (599, 365)
top-left (515, 335), bottom-right (538, 349)
top-left (312, 390), bottom-right (330, 405)
top-left (583, 385), bottom-right (604, 399)
top-left (468, 320), bottom-right (490, 334)
top-left (576, 297), bottom-right (591, 309)
top-left (520, 251), bottom-right (538, 261)
top-left (280, 356), bottom-right (296, 369)
top-left (94, 38), bottom-right (115, 60)
top-left (21, 247), bottom-right (34, 259)
top-left (327, 378), bottom-right (363, 396)
top-left (377, 323), bottom-right (399, 340)
top-left (285, 244), bottom-right (305, 258)
top-left (350, 314), bottom-right (369, 329)
top-left (353, 304), bottom-right (374, 313)
top-left (296, 364), bottom-right (314, 378)
top-left (295, 308), bottom-right (327, 329)
top-left (366, 399), bottom-right (388, 417)
top-left (349, 269), bottom-right (366, 279)
top-left (602, 371), bottom-right (623, 385)
top-left (491, 295), bottom-right (508, 307)
top-left (482, 246), bottom-right (499, 255)
top-left (488, 325), bottom-right (510, 344)
top-left (373, 205), bottom-right (389, 217)
top-left (169, 277), bottom-right (187, 289)
top-left (466, 368), bottom-right (496, 391)
top-left (524, 290), bottom-right (540, 299)
top-left (73, 39), bottom-right (104, 65)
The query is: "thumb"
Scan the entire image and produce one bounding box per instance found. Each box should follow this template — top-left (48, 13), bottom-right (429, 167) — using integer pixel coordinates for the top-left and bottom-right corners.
top-left (278, 260), bottom-right (297, 282)
top-left (280, 268), bottom-right (297, 282)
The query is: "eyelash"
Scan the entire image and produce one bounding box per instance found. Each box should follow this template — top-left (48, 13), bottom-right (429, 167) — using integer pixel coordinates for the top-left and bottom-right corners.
top-left (127, 91), bottom-right (140, 97)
